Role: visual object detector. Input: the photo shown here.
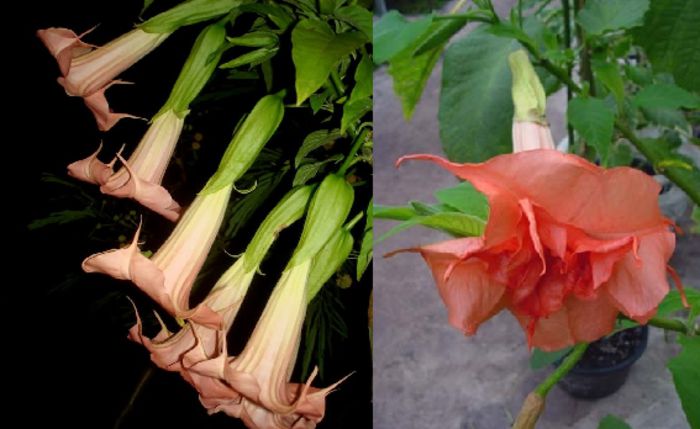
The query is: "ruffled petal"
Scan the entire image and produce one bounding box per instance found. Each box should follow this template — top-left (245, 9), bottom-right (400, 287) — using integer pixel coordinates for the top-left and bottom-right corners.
top-left (36, 27), bottom-right (95, 76)
top-left (397, 151), bottom-right (666, 235)
top-left (604, 229), bottom-right (674, 323)
top-left (566, 293), bottom-right (619, 343)
top-left (512, 306), bottom-right (574, 351)
top-left (413, 238), bottom-right (506, 335)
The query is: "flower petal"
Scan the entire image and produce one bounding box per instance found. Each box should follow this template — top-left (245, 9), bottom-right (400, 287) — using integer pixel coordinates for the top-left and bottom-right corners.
top-left (101, 154), bottom-right (181, 222)
top-left (76, 80), bottom-right (141, 131)
top-left (415, 238), bottom-right (506, 335)
top-left (566, 293), bottom-right (619, 343)
top-left (36, 27), bottom-right (95, 76)
top-left (604, 229), bottom-right (674, 322)
top-left (67, 143), bottom-right (114, 185)
top-left (397, 151), bottom-right (666, 235)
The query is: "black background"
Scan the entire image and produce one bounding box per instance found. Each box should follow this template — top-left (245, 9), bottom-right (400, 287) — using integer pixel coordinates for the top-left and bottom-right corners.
top-left (14, 1), bottom-right (372, 427)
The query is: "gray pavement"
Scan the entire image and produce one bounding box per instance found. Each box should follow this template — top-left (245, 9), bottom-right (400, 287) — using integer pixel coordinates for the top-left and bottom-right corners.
top-left (373, 22), bottom-right (697, 429)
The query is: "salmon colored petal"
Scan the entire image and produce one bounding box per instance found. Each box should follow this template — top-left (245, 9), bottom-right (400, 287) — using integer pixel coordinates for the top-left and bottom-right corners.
top-left (604, 229), bottom-right (674, 323)
top-left (81, 223), bottom-right (146, 279)
top-left (397, 151), bottom-right (666, 235)
top-left (101, 154), bottom-right (181, 222)
top-left (36, 27), bottom-right (95, 76)
top-left (79, 81), bottom-right (141, 131)
top-left (415, 238), bottom-right (505, 335)
top-left (566, 293), bottom-right (619, 344)
top-left (67, 143), bottom-right (114, 185)
top-left (513, 306), bottom-right (574, 352)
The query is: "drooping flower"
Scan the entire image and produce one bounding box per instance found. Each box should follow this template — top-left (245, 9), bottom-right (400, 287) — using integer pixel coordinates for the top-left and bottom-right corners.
top-left (82, 93), bottom-right (285, 323)
top-left (38, 27), bottom-right (169, 131)
top-left (66, 142), bottom-right (116, 185)
top-left (83, 184), bottom-right (232, 326)
top-left (395, 150), bottom-right (677, 351)
top-left (213, 175), bottom-right (354, 428)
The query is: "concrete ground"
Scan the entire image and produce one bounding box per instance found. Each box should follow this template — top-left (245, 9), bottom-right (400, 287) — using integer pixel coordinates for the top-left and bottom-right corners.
top-left (372, 3), bottom-right (698, 427)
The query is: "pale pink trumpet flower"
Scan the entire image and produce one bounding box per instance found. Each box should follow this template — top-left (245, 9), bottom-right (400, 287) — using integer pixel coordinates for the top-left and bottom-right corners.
top-left (83, 184), bottom-right (233, 326)
top-left (38, 27), bottom-right (170, 130)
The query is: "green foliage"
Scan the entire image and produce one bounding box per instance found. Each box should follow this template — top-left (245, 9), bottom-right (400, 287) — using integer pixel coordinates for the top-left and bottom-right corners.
top-left (375, 182), bottom-right (489, 242)
top-left (567, 97), bottom-right (616, 165)
top-left (668, 336), bottom-right (700, 429)
top-left (634, 0), bottom-right (700, 92)
top-left (356, 199), bottom-right (373, 281)
top-left (598, 415), bottom-right (632, 429)
top-left (373, 10), bottom-right (432, 64)
top-left (301, 286), bottom-right (348, 380)
top-left (632, 83), bottom-right (700, 110)
top-left (291, 19), bottom-right (366, 105)
top-left (576, 0), bottom-right (650, 36)
top-left (440, 28), bottom-right (518, 162)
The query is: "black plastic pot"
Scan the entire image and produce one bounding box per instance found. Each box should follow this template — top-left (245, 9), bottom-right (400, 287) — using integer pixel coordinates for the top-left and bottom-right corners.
top-left (557, 326), bottom-right (649, 399)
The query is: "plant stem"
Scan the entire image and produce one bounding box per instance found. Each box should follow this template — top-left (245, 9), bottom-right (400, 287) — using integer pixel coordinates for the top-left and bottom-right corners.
top-left (113, 366), bottom-right (154, 429)
top-left (561, 0), bottom-right (575, 149)
top-left (520, 38), bottom-right (700, 207)
top-left (534, 342), bottom-right (588, 397)
top-left (647, 316), bottom-right (691, 335)
top-left (433, 12), bottom-right (493, 23)
top-left (338, 127), bottom-right (371, 175)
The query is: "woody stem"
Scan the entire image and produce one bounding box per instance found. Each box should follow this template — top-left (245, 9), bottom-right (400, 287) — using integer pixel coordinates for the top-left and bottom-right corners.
top-left (534, 342), bottom-right (588, 397)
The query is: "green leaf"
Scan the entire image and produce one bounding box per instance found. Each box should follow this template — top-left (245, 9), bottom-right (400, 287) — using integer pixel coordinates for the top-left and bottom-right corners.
top-left (351, 54), bottom-right (373, 102)
top-left (641, 107), bottom-right (689, 128)
top-left (341, 97), bottom-right (372, 135)
top-left (28, 210), bottom-right (96, 230)
top-left (440, 28), bottom-right (519, 162)
top-left (293, 155), bottom-right (343, 186)
top-left (219, 46), bottom-right (279, 69)
top-left (378, 211), bottom-right (485, 242)
top-left (624, 64), bottom-right (653, 86)
top-left (637, 137), bottom-right (700, 194)
top-left (593, 60), bottom-right (625, 108)
top-left (357, 199), bottom-right (373, 281)
top-left (576, 0), bottom-right (650, 36)
top-left (295, 129), bottom-right (341, 167)
top-left (668, 336), bottom-right (700, 429)
top-left (373, 10), bottom-right (432, 64)
top-left (598, 414), bottom-right (632, 429)
top-left (633, 83), bottom-right (700, 110)
top-left (292, 19), bottom-right (366, 105)
top-left (692, 205), bottom-right (700, 234)
top-left (567, 97), bottom-right (616, 165)
top-left (657, 289), bottom-right (700, 320)
top-left (634, 0), bottom-right (700, 92)
top-left (413, 18), bottom-right (469, 56)
top-left (434, 182), bottom-right (489, 220)
top-left (530, 347), bottom-right (572, 370)
top-left (374, 205), bottom-right (417, 221)
top-left (334, 5), bottom-right (372, 40)
top-left (608, 143), bottom-right (633, 167)
top-left (387, 31), bottom-right (443, 120)
top-left (140, 0), bottom-right (156, 16)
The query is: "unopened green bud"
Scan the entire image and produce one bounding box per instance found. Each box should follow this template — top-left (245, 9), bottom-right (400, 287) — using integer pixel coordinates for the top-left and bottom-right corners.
top-left (157, 22), bottom-right (227, 117)
top-left (141, 0), bottom-right (243, 33)
top-left (306, 227), bottom-right (354, 300)
top-left (244, 186), bottom-right (312, 271)
top-left (219, 47), bottom-right (279, 69)
top-left (289, 174), bottom-right (354, 266)
top-left (201, 92), bottom-right (285, 194)
top-left (509, 50), bottom-right (547, 124)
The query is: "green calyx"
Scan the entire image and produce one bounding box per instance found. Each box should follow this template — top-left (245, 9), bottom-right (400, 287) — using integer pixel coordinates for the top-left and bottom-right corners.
top-left (306, 222), bottom-right (355, 302)
top-left (200, 92), bottom-right (285, 195)
top-left (288, 174), bottom-right (355, 267)
top-left (509, 50), bottom-right (547, 124)
top-left (243, 186), bottom-right (313, 272)
top-left (141, 0), bottom-right (244, 34)
top-left (157, 21), bottom-right (227, 118)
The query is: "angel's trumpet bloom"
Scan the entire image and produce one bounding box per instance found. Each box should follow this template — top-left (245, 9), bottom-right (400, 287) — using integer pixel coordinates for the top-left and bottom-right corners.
top-left (36, 27), bottom-right (95, 76)
top-left (82, 94), bottom-right (285, 322)
top-left (509, 50), bottom-right (554, 152)
top-left (214, 175), bottom-right (354, 428)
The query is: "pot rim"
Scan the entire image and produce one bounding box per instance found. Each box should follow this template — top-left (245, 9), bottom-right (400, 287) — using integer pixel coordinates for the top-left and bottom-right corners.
top-left (567, 325), bottom-right (649, 376)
